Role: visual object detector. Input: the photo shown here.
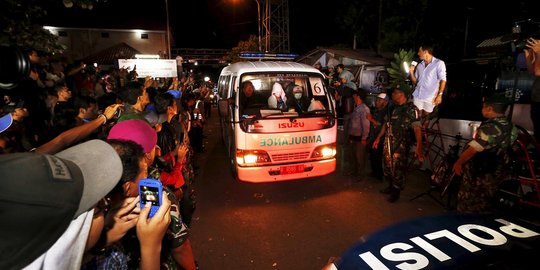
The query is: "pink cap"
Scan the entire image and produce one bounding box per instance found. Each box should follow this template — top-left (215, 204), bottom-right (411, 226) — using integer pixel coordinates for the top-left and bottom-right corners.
top-left (107, 119), bottom-right (157, 153)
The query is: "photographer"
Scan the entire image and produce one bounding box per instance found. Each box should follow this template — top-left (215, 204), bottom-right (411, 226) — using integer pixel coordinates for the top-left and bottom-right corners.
top-left (106, 120), bottom-right (197, 270)
top-left (525, 37), bottom-right (540, 143)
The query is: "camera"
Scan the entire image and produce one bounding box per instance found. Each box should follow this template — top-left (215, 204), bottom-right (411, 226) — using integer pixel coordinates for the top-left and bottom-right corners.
top-left (0, 45), bottom-right (31, 89)
top-left (509, 19), bottom-right (540, 51)
top-left (115, 107), bottom-right (123, 119)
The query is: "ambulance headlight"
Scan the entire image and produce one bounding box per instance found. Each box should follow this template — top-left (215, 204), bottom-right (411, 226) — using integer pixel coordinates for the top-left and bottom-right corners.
top-left (236, 149), bottom-right (271, 166)
top-left (311, 143), bottom-right (336, 159)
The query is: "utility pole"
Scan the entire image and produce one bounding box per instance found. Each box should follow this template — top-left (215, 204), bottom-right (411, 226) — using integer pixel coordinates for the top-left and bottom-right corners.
top-left (377, 0), bottom-right (383, 55)
top-left (263, 0), bottom-right (289, 52)
top-left (255, 0), bottom-right (262, 51)
top-left (165, 0), bottom-right (171, 58)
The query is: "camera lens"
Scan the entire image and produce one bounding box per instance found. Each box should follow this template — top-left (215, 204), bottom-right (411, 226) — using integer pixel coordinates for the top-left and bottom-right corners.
top-left (0, 45), bottom-right (31, 89)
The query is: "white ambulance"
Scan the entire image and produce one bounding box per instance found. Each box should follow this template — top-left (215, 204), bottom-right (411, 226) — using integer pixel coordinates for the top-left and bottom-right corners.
top-left (217, 61), bottom-right (337, 182)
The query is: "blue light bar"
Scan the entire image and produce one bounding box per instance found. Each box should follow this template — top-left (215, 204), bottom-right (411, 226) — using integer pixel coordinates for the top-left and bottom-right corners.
top-left (239, 52), bottom-right (298, 60)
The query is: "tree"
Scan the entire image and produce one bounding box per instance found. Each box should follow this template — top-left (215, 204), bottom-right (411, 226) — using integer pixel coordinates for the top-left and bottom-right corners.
top-left (224, 35), bottom-right (258, 63)
top-left (0, 0), bottom-right (65, 53)
top-left (386, 48), bottom-right (415, 96)
top-left (337, 0), bottom-right (428, 53)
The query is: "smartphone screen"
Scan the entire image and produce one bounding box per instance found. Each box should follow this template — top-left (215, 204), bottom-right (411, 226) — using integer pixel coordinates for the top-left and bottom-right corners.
top-left (140, 185), bottom-right (160, 206)
top-left (138, 178), bottom-right (162, 218)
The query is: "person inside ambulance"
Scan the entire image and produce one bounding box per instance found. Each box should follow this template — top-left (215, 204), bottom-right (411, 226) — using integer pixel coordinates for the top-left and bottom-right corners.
top-left (267, 82), bottom-right (288, 111)
top-left (237, 80), bottom-right (265, 116)
top-left (286, 84), bottom-right (310, 113)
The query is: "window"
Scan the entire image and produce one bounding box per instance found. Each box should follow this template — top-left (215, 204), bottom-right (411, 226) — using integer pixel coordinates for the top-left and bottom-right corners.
top-left (101, 32), bottom-right (109, 38)
top-left (141, 33), bottom-right (148, 39)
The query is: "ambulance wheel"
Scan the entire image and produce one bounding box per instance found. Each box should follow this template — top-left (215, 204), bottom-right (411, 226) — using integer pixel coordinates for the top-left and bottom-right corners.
top-left (228, 138), bottom-right (238, 181)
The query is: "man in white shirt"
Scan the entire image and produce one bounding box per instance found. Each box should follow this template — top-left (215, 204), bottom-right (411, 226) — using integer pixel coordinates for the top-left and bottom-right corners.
top-left (409, 44), bottom-right (447, 122)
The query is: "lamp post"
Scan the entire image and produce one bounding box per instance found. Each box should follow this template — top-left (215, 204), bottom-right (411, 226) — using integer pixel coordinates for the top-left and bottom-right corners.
top-left (165, 0), bottom-right (171, 59)
top-left (254, 0), bottom-right (262, 52)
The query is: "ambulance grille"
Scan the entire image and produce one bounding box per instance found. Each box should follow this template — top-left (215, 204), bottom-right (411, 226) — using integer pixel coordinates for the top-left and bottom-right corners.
top-left (271, 152), bottom-right (310, 162)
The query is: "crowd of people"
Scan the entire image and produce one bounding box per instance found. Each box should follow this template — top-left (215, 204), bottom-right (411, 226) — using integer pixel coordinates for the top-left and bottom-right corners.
top-left (0, 48), bottom-right (213, 269)
top-left (1, 38), bottom-right (539, 269)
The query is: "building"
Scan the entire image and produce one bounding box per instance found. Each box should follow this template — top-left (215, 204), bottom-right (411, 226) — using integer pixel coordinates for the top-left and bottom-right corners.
top-left (44, 26), bottom-right (168, 64)
top-left (295, 47), bottom-right (393, 94)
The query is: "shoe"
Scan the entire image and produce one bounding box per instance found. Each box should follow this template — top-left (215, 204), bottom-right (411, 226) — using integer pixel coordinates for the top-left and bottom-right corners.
top-left (379, 186), bottom-right (393, 194)
top-left (387, 188), bottom-right (400, 203)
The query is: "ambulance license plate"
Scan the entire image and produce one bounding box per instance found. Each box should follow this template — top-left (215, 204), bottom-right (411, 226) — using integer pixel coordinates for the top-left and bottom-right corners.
top-left (280, 165), bottom-right (305, 175)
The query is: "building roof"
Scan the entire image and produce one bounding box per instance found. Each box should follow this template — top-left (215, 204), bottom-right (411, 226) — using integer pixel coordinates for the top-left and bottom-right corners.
top-left (295, 47), bottom-right (392, 67)
top-left (476, 35), bottom-right (511, 48)
top-left (475, 35), bottom-right (514, 57)
top-left (80, 42), bottom-right (141, 65)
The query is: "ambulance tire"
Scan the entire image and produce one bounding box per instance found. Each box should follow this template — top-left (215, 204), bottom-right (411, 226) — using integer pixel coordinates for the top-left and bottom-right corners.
top-left (220, 118), bottom-right (226, 144)
top-left (228, 137), bottom-right (238, 181)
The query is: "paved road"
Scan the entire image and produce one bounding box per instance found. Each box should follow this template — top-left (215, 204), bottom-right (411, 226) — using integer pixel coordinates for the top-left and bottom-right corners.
top-left (188, 109), bottom-right (538, 270)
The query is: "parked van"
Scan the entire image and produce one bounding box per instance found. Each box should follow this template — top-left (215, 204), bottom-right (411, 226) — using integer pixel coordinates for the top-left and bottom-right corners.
top-left (217, 61), bottom-right (337, 182)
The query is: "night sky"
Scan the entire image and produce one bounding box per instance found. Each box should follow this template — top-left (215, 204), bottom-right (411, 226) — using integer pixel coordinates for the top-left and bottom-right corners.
top-left (44, 0), bottom-right (540, 57)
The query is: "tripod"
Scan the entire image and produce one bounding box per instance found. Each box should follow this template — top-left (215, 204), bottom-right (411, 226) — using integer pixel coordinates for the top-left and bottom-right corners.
top-left (410, 134), bottom-right (464, 209)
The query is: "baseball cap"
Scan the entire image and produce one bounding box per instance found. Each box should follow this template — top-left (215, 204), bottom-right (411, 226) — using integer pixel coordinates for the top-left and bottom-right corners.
top-left (377, 93), bottom-right (389, 101)
top-left (0, 113), bottom-right (13, 133)
top-left (117, 113), bottom-right (146, 123)
top-left (0, 139), bottom-right (123, 269)
top-left (144, 111), bottom-right (168, 127)
top-left (107, 119), bottom-right (157, 153)
top-left (167, 89), bottom-right (182, 99)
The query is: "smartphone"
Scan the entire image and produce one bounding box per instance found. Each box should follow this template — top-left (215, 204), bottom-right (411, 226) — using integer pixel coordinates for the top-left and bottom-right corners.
top-left (138, 178), bottom-right (162, 218)
top-left (115, 107), bottom-right (123, 119)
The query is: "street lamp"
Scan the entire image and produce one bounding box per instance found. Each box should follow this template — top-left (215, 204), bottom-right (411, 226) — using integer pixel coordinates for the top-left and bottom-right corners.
top-left (254, 0), bottom-right (262, 52)
top-left (165, 0), bottom-right (171, 59)
top-left (230, 0), bottom-right (262, 51)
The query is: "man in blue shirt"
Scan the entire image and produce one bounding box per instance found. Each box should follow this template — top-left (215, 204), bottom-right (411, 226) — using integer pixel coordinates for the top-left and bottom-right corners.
top-left (347, 89), bottom-right (371, 180)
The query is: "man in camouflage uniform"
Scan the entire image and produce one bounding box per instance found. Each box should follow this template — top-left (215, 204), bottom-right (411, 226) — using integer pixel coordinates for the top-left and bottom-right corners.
top-left (373, 88), bottom-right (424, 202)
top-left (367, 93), bottom-right (390, 180)
top-left (452, 94), bottom-right (518, 213)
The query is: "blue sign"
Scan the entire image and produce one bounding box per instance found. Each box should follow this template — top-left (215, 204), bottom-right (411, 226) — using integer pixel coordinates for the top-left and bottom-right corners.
top-left (496, 71), bottom-right (535, 104)
top-left (333, 213), bottom-right (540, 269)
